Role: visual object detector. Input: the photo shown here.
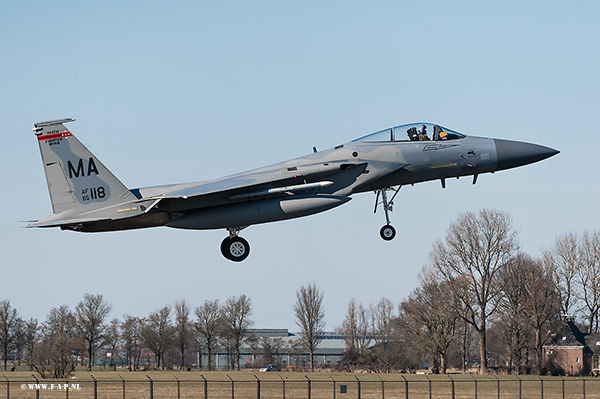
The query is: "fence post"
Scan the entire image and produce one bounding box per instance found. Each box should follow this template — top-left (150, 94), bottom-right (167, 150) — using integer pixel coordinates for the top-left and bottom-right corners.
top-left (561, 376), bottom-right (564, 399)
top-left (448, 375), bottom-right (455, 399)
top-left (330, 376), bottom-right (336, 399)
top-left (146, 375), bottom-right (153, 399)
top-left (3, 374), bottom-right (8, 399)
top-left (279, 375), bottom-right (285, 399)
top-left (355, 375), bottom-right (361, 399)
top-left (540, 376), bottom-right (544, 399)
top-left (305, 375), bottom-right (311, 399)
top-left (32, 374), bottom-right (40, 399)
top-left (470, 374), bottom-right (477, 399)
top-left (174, 375), bottom-right (181, 399)
top-left (64, 378), bottom-right (69, 399)
top-left (254, 375), bottom-right (260, 399)
top-left (494, 375), bottom-right (499, 399)
top-left (518, 375), bottom-right (521, 399)
top-left (400, 375), bottom-right (408, 399)
top-left (201, 374), bottom-right (208, 399)
top-left (227, 374), bottom-right (234, 399)
top-left (118, 374), bottom-right (125, 399)
top-left (378, 375), bottom-right (385, 399)
top-left (583, 378), bottom-right (586, 399)
top-left (91, 374), bottom-right (98, 399)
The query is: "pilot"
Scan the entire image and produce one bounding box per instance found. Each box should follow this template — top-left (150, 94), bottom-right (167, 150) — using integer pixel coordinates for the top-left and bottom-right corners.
top-left (418, 125), bottom-right (429, 141)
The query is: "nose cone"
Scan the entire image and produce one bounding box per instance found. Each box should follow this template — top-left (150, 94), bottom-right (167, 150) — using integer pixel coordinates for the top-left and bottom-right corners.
top-left (494, 139), bottom-right (559, 171)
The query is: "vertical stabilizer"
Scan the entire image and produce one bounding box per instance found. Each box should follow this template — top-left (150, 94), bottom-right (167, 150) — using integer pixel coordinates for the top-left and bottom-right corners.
top-left (34, 119), bottom-right (137, 218)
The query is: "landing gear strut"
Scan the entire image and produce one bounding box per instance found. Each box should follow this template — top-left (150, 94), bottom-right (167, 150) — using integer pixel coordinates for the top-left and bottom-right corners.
top-left (221, 228), bottom-right (250, 262)
top-left (374, 187), bottom-right (401, 241)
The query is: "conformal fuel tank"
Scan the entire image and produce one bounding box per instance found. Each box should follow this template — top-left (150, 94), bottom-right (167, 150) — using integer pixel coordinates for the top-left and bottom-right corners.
top-left (166, 194), bottom-right (351, 230)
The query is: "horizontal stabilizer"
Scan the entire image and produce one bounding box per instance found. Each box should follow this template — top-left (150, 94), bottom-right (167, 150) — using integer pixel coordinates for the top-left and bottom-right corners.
top-left (28, 217), bottom-right (111, 229)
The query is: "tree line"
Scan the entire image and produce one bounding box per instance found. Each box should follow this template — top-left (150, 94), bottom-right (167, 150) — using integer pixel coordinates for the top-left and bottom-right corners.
top-left (1, 209), bottom-right (598, 377)
top-left (0, 294), bottom-right (256, 377)
top-left (337, 209), bottom-right (600, 375)
top-left (0, 286), bottom-right (327, 378)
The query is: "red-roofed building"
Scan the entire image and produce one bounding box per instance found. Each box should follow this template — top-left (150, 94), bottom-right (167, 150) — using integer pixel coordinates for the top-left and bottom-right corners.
top-left (543, 317), bottom-right (600, 376)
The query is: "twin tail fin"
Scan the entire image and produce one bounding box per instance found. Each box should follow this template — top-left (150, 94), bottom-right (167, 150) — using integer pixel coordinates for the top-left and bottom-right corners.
top-left (32, 119), bottom-right (141, 227)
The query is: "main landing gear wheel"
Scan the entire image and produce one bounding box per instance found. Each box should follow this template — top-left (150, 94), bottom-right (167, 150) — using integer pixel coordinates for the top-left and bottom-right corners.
top-left (221, 236), bottom-right (250, 262)
top-left (380, 225), bottom-right (396, 241)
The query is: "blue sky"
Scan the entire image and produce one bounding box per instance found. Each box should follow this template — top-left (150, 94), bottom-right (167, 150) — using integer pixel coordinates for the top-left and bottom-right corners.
top-left (1, 1), bottom-right (599, 331)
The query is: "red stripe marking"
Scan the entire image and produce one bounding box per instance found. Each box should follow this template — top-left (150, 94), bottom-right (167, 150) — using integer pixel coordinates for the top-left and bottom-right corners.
top-left (37, 132), bottom-right (73, 141)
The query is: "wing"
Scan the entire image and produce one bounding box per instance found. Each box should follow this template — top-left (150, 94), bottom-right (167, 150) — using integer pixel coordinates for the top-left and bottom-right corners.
top-left (136, 161), bottom-right (369, 208)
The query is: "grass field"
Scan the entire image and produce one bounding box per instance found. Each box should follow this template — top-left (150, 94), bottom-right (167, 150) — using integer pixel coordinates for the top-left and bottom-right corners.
top-left (1, 369), bottom-right (600, 399)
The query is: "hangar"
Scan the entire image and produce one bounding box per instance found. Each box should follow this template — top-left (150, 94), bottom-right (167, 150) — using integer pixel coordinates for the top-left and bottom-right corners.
top-left (199, 329), bottom-right (346, 370)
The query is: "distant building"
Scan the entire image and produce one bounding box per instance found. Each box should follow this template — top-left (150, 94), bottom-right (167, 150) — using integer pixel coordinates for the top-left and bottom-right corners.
top-left (542, 317), bottom-right (600, 375)
top-left (200, 329), bottom-right (346, 369)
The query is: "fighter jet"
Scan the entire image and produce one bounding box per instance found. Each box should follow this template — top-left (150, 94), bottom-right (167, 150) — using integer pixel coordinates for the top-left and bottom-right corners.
top-left (30, 119), bottom-right (558, 261)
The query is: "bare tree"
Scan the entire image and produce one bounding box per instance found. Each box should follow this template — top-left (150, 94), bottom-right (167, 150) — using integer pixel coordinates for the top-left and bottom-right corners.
top-left (496, 253), bottom-right (532, 373)
top-left (32, 305), bottom-right (81, 378)
top-left (294, 283), bottom-right (325, 371)
top-left (24, 318), bottom-right (39, 371)
top-left (222, 295), bottom-right (253, 370)
top-left (195, 299), bottom-right (222, 370)
top-left (0, 300), bottom-right (23, 371)
top-left (432, 209), bottom-right (518, 373)
top-left (174, 299), bottom-right (193, 370)
top-left (522, 256), bottom-right (561, 371)
top-left (257, 336), bottom-right (272, 366)
top-left (140, 306), bottom-right (173, 369)
top-left (13, 319), bottom-right (26, 367)
top-left (341, 300), bottom-right (369, 352)
top-left (75, 293), bottom-right (112, 371)
top-left (361, 323), bottom-right (420, 373)
top-left (338, 299), bottom-right (369, 371)
top-left (542, 232), bottom-right (580, 317)
top-left (578, 231), bottom-right (600, 333)
top-left (121, 315), bottom-right (142, 370)
top-left (288, 339), bottom-right (304, 369)
top-left (270, 337), bottom-right (287, 367)
top-left (219, 329), bottom-right (236, 370)
top-left (104, 318), bottom-right (121, 370)
top-left (543, 231), bottom-right (600, 334)
top-left (371, 298), bottom-right (395, 345)
top-left (455, 316), bottom-right (476, 373)
top-left (399, 268), bottom-right (458, 373)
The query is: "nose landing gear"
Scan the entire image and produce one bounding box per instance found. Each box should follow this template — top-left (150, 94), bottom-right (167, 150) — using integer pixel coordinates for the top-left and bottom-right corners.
top-left (221, 228), bottom-right (250, 262)
top-left (374, 187), bottom-right (401, 241)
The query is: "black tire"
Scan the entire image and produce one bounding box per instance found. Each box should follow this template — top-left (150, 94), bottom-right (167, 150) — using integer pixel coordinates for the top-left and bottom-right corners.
top-left (221, 236), bottom-right (250, 262)
top-left (380, 225), bottom-right (396, 241)
top-left (221, 237), bottom-right (233, 260)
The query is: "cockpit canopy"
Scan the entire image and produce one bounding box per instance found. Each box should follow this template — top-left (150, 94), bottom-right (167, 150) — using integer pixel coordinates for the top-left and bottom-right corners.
top-left (352, 123), bottom-right (465, 143)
